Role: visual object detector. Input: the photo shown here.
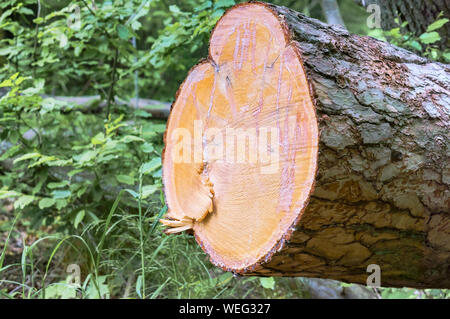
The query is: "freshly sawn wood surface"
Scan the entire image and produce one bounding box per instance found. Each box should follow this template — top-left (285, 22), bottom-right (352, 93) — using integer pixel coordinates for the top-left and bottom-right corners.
top-left (161, 2), bottom-right (450, 288)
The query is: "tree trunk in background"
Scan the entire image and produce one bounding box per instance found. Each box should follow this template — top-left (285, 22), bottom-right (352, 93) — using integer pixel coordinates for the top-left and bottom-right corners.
top-left (161, 2), bottom-right (450, 288)
top-left (356, 0), bottom-right (450, 48)
top-left (321, 0), bottom-right (346, 28)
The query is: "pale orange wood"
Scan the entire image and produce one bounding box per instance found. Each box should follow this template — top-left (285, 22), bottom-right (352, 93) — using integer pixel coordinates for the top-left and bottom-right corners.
top-left (161, 2), bottom-right (318, 272)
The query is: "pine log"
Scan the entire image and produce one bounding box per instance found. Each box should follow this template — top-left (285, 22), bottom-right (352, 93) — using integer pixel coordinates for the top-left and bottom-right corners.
top-left (161, 2), bottom-right (450, 288)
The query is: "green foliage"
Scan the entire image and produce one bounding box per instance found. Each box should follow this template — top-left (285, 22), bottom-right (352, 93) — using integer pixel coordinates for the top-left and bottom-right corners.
top-left (380, 287), bottom-right (450, 299)
top-left (0, 72), bottom-right (164, 231)
top-left (369, 13), bottom-right (449, 63)
top-left (0, 0), bottom-right (237, 232)
top-left (259, 277), bottom-right (275, 290)
top-left (0, 0), bottom-right (236, 101)
top-left (0, 0), bottom-right (274, 300)
top-left (1, 0), bottom-right (449, 299)
top-left (138, 0), bottom-right (235, 99)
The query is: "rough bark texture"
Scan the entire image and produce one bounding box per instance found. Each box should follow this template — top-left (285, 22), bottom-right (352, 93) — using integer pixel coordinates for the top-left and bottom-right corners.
top-left (246, 4), bottom-right (450, 288)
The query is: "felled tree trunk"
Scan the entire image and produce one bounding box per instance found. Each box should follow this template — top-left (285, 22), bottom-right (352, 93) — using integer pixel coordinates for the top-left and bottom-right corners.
top-left (161, 2), bottom-right (450, 288)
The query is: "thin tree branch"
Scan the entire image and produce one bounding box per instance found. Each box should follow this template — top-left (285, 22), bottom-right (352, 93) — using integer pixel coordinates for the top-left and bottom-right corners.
top-left (106, 47), bottom-right (119, 119)
top-left (32, 0), bottom-right (42, 77)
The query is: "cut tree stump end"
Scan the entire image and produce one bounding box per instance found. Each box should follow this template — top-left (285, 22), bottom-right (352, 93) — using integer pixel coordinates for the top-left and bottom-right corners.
top-left (161, 1), bottom-right (319, 273)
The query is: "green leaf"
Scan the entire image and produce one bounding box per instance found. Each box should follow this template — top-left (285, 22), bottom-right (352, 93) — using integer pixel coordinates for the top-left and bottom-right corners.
top-left (117, 24), bottom-right (130, 40)
top-left (443, 52), bottom-right (450, 62)
top-left (387, 27), bottom-right (401, 39)
top-left (55, 199), bottom-right (68, 210)
top-left (0, 79), bottom-right (13, 88)
top-left (32, 172), bottom-right (48, 195)
top-left (51, 190), bottom-right (71, 199)
top-left (0, 190), bottom-right (21, 200)
top-left (68, 169), bottom-right (84, 177)
top-left (0, 145), bottom-right (21, 161)
top-left (259, 277), bottom-right (275, 290)
top-left (74, 210), bottom-right (85, 229)
top-left (140, 158), bottom-right (161, 175)
top-left (59, 33), bottom-right (68, 48)
top-left (18, 7), bottom-right (34, 16)
top-left (125, 189), bottom-right (139, 199)
top-left (135, 275), bottom-right (143, 299)
top-left (419, 31), bottom-right (441, 44)
top-left (149, 206), bottom-right (167, 236)
top-left (134, 109), bottom-right (152, 118)
top-left (42, 283), bottom-right (77, 299)
top-left (47, 181), bottom-right (70, 189)
top-left (86, 211), bottom-right (100, 226)
top-left (131, 20), bottom-right (141, 31)
top-left (39, 198), bottom-right (55, 209)
top-left (214, 0), bottom-right (235, 9)
top-left (140, 143), bottom-right (154, 153)
top-left (195, 1), bottom-right (212, 12)
top-left (13, 152), bottom-right (40, 164)
top-left (76, 185), bottom-right (89, 198)
top-left (91, 132), bottom-right (106, 145)
top-left (381, 288), bottom-right (416, 299)
top-left (121, 135), bottom-right (145, 143)
top-left (73, 150), bottom-right (97, 165)
top-left (116, 175), bottom-right (135, 185)
top-left (169, 5), bottom-right (182, 15)
top-left (14, 195), bottom-right (35, 210)
top-left (152, 168), bottom-right (162, 178)
top-left (407, 40), bottom-right (422, 51)
top-left (85, 275), bottom-right (110, 299)
top-left (28, 155), bottom-right (58, 168)
top-left (215, 272), bottom-right (233, 287)
top-left (426, 18), bottom-right (449, 32)
top-left (74, 45), bottom-right (84, 57)
top-left (142, 185), bottom-right (158, 199)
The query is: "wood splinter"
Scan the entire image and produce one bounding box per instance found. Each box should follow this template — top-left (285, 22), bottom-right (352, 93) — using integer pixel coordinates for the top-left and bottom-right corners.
top-left (160, 216), bottom-right (195, 234)
top-left (160, 185), bottom-right (215, 234)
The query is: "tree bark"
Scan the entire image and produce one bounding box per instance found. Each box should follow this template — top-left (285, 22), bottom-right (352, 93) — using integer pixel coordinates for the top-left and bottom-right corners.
top-left (251, 3), bottom-right (450, 288)
top-left (162, 2), bottom-right (450, 288)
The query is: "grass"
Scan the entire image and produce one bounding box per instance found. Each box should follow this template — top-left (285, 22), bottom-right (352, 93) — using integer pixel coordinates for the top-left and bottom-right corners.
top-left (1, 192), bottom-right (449, 299)
top-left (0, 190), bottom-right (267, 298)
